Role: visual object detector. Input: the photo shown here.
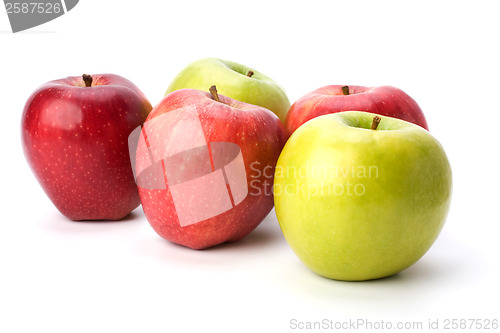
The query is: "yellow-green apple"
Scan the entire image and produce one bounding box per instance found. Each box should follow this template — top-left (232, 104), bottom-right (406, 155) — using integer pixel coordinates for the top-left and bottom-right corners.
top-left (165, 57), bottom-right (291, 122)
top-left (274, 111), bottom-right (452, 281)
top-left (21, 74), bottom-right (152, 220)
top-left (285, 85), bottom-right (428, 136)
top-left (132, 86), bottom-right (286, 249)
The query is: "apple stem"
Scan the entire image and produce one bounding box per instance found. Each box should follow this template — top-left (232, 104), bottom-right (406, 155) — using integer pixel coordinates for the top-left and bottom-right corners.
top-left (341, 85), bottom-right (349, 95)
top-left (247, 70), bottom-right (254, 77)
top-left (82, 74), bottom-right (93, 87)
top-left (209, 85), bottom-right (220, 102)
top-left (371, 116), bottom-right (381, 130)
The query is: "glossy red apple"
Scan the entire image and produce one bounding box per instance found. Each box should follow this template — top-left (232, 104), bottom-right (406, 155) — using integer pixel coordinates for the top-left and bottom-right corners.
top-left (132, 86), bottom-right (286, 249)
top-left (285, 85), bottom-right (429, 136)
top-left (22, 74), bottom-right (152, 220)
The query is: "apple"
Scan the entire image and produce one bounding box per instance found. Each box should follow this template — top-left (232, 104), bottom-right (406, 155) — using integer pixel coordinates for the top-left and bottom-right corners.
top-left (274, 111), bottom-right (452, 281)
top-left (285, 85), bottom-right (429, 136)
top-left (22, 74), bottom-right (152, 220)
top-left (165, 57), bottom-right (291, 122)
top-left (132, 86), bottom-right (286, 249)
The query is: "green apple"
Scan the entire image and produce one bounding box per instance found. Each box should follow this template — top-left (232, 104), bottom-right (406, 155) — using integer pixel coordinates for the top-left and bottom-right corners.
top-left (165, 58), bottom-right (291, 122)
top-left (274, 111), bottom-right (452, 281)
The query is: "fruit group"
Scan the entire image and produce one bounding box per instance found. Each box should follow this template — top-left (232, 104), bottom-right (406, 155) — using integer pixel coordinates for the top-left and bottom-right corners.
top-left (165, 58), bottom-right (291, 122)
top-left (274, 111), bottom-right (452, 281)
top-left (285, 85), bottom-right (428, 136)
top-left (133, 87), bottom-right (286, 249)
top-left (22, 74), bottom-right (152, 220)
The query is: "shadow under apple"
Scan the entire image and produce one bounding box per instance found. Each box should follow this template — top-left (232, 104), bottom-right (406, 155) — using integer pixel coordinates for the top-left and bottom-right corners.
top-left (39, 207), bottom-right (145, 236)
top-left (269, 233), bottom-right (487, 317)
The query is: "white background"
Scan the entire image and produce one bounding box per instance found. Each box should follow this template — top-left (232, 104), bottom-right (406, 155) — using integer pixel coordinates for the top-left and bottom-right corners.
top-left (1, 1), bottom-right (499, 332)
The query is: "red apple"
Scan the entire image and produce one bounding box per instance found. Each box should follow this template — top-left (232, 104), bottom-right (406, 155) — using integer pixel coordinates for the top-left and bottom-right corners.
top-left (22, 74), bottom-right (152, 220)
top-left (285, 85), bottom-right (429, 136)
top-left (132, 86), bottom-right (286, 249)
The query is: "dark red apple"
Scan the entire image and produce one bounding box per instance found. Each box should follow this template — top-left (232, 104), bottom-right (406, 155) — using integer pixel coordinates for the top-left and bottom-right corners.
top-left (285, 85), bottom-right (429, 136)
top-left (132, 86), bottom-right (286, 249)
top-left (22, 74), bottom-right (152, 220)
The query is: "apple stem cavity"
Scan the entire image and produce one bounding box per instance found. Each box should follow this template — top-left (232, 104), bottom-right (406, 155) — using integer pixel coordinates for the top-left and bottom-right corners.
top-left (341, 85), bottom-right (350, 95)
top-left (209, 85), bottom-right (220, 102)
top-left (371, 116), bottom-right (381, 130)
top-left (82, 74), bottom-right (93, 87)
top-left (247, 70), bottom-right (254, 77)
